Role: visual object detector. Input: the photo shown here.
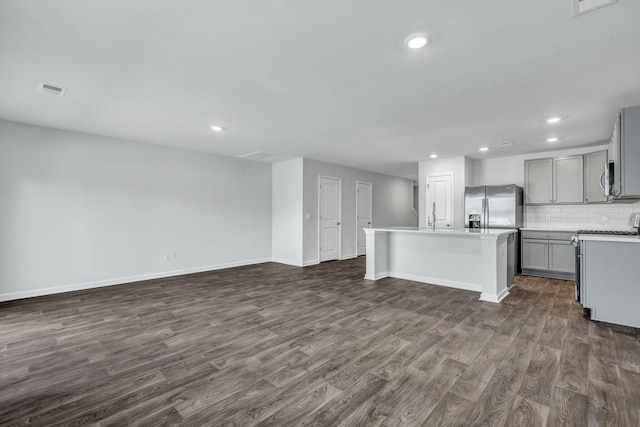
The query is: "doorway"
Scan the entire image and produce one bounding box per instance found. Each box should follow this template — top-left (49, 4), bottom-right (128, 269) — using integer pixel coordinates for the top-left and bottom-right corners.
top-left (426, 172), bottom-right (454, 228)
top-left (356, 181), bottom-right (372, 256)
top-left (318, 176), bottom-right (342, 262)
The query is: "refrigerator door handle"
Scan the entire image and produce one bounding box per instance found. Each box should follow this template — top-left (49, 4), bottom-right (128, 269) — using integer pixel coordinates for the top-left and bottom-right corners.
top-left (486, 198), bottom-right (489, 229)
top-left (485, 198), bottom-right (489, 229)
top-left (481, 198), bottom-right (487, 229)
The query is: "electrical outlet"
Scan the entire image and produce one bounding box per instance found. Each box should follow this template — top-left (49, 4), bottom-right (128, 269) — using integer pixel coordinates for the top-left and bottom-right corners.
top-left (163, 252), bottom-right (170, 260)
top-left (545, 214), bottom-right (551, 221)
top-left (602, 215), bottom-right (609, 222)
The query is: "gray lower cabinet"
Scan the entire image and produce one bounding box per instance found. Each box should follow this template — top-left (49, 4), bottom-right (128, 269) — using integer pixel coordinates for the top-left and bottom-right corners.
top-left (548, 240), bottom-right (575, 273)
top-left (521, 230), bottom-right (575, 280)
top-left (522, 239), bottom-right (548, 270)
top-left (582, 239), bottom-right (640, 328)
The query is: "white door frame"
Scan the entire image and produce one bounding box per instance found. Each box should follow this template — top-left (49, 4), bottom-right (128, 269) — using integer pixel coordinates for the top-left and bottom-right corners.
top-left (356, 180), bottom-right (372, 256)
top-left (318, 175), bottom-right (342, 262)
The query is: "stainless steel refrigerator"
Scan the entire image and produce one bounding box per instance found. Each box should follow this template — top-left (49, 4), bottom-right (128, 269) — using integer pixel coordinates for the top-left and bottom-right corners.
top-left (464, 184), bottom-right (524, 279)
top-left (464, 185), bottom-right (523, 230)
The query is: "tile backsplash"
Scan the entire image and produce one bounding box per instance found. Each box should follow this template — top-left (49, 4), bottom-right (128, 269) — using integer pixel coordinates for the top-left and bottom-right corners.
top-left (525, 201), bottom-right (640, 230)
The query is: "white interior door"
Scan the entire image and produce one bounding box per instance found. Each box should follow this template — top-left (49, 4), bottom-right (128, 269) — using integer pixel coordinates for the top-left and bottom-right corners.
top-left (356, 181), bottom-right (372, 256)
top-left (319, 176), bottom-right (341, 262)
top-left (426, 173), bottom-right (453, 229)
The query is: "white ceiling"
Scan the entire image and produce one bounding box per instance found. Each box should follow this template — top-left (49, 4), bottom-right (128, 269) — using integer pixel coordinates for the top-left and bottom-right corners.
top-left (1, 0), bottom-right (639, 180)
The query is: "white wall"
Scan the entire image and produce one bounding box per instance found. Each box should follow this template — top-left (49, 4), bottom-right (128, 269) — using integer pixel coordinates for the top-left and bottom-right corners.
top-left (473, 144), bottom-right (608, 187)
top-left (0, 120), bottom-right (272, 301)
top-left (464, 157), bottom-right (475, 187)
top-left (418, 156), bottom-right (468, 229)
top-left (272, 158), bottom-right (303, 266)
top-left (302, 159), bottom-right (417, 265)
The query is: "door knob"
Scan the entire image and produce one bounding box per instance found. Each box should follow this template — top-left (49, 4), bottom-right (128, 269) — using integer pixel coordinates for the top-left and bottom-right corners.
top-left (337, 222), bottom-right (341, 225)
top-left (368, 222), bottom-right (371, 225)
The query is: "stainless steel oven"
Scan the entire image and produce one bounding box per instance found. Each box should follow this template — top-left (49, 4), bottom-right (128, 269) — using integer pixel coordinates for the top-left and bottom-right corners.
top-left (570, 234), bottom-right (581, 302)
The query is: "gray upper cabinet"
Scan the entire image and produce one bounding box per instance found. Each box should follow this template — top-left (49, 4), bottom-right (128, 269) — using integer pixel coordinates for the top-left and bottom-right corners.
top-left (524, 155), bottom-right (584, 204)
top-left (584, 150), bottom-right (608, 203)
top-left (524, 158), bottom-right (552, 204)
top-left (553, 156), bottom-right (584, 203)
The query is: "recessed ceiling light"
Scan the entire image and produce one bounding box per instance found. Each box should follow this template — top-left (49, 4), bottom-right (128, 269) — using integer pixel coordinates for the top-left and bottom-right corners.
top-left (430, 154), bottom-right (438, 159)
top-left (573, 0), bottom-right (617, 17)
top-left (210, 125), bottom-right (224, 132)
top-left (405, 33), bottom-right (429, 49)
top-left (479, 147), bottom-right (489, 152)
top-left (546, 137), bottom-right (559, 143)
top-left (546, 117), bottom-right (562, 124)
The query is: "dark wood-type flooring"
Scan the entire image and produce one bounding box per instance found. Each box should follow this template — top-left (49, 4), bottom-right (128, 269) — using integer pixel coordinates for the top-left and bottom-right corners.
top-left (1, 257), bottom-right (639, 426)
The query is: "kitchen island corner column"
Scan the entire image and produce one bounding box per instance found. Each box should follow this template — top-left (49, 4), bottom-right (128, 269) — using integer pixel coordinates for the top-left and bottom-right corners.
top-left (364, 228), bottom-right (389, 280)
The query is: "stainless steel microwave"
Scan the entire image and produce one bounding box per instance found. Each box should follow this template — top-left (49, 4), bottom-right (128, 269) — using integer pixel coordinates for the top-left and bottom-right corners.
top-left (604, 106), bottom-right (640, 200)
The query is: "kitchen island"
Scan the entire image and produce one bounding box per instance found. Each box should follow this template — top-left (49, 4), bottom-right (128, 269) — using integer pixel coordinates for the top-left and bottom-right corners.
top-left (364, 227), bottom-right (517, 303)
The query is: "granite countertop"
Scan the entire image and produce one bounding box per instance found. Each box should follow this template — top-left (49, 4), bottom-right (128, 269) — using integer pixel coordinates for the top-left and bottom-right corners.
top-left (366, 227), bottom-right (517, 238)
top-left (520, 227), bottom-right (578, 232)
top-left (578, 234), bottom-right (640, 243)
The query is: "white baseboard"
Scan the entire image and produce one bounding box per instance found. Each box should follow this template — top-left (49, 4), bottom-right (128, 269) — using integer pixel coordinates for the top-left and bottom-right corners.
top-left (364, 271), bottom-right (389, 280)
top-left (388, 272), bottom-right (482, 293)
top-left (339, 253), bottom-right (358, 261)
top-left (273, 257), bottom-right (354, 268)
top-left (271, 258), bottom-right (304, 267)
top-left (0, 257), bottom-right (272, 302)
top-left (480, 288), bottom-right (509, 304)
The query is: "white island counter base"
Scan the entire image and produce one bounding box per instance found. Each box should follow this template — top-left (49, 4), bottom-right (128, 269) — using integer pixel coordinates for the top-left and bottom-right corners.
top-left (364, 227), bottom-right (517, 303)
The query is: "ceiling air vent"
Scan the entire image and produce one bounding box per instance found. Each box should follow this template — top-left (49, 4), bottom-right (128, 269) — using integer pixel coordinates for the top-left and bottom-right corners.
top-left (38, 83), bottom-right (66, 97)
top-left (498, 141), bottom-right (514, 147)
top-left (238, 151), bottom-right (275, 162)
top-left (573, 0), bottom-right (617, 16)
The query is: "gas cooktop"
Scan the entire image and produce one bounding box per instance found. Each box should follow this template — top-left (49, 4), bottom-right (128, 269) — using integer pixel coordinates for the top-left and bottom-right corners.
top-left (576, 230), bottom-right (638, 236)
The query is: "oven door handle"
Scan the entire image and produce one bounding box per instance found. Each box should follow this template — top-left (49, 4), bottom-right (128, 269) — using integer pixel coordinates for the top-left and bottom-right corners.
top-left (570, 235), bottom-right (579, 246)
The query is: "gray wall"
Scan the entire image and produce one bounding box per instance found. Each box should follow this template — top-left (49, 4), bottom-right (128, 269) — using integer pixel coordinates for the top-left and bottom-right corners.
top-left (0, 119), bottom-right (272, 301)
top-left (272, 158), bottom-right (303, 266)
top-left (302, 158), bottom-right (417, 264)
